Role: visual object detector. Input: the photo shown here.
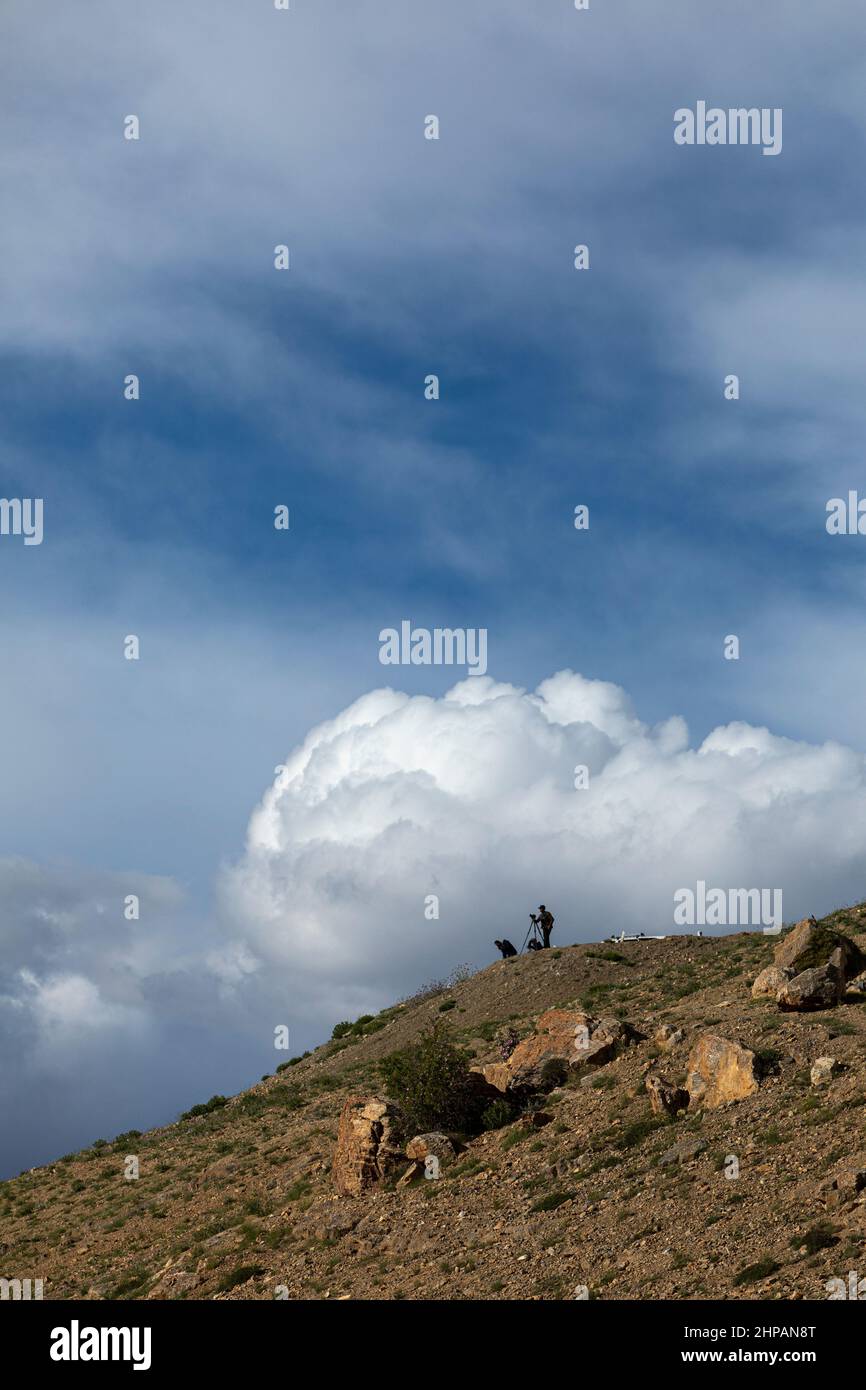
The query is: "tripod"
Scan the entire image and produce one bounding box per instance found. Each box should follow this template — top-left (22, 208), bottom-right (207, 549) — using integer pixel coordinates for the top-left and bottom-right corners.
top-left (521, 913), bottom-right (544, 953)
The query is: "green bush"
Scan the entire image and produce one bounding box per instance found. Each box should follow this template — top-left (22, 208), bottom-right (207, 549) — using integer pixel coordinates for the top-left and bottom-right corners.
top-left (733, 1257), bottom-right (780, 1286)
top-left (480, 1098), bottom-right (516, 1131)
top-left (379, 1021), bottom-right (480, 1135)
top-left (216, 1264), bottom-right (266, 1293)
top-left (794, 1223), bottom-right (838, 1255)
top-left (531, 1190), bottom-right (575, 1212)
top-left (180, 1094), bottom-right (227, 1121)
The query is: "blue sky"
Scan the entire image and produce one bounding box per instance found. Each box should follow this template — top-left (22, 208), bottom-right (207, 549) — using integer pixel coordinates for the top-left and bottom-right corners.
top-left (2, 0), bottom-right (866, 1177)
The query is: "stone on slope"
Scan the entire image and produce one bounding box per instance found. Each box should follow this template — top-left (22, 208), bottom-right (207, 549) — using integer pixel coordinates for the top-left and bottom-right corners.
top-left (776, 964), bottom-right (844, 1012)
top-left (472, 1062), bottom-right (511, 1094)
top-left (332, 1096), bottom-right (405, 1196)
top-left (654, 1024), bottom-right (685, 1051)
top-left (836, 1169), bottom-right (866, 1201)
top-left (774, 918), bottom-right (865, 980)
top-left (405, 1132), bottom-right (457, 1166)
top-left (659, 1136), bottom-right (707, 1166)
top-left (685, 1033), bottom-right (759, 1109)
top-left (645, 1073), bottom-right (689, 1117)
top-left (751, 965), bottom-right (794, 999)
top-left (810, 1056), bottom-right (841, 1087)
top-left (505, 1009), bottom-right (644, 1090)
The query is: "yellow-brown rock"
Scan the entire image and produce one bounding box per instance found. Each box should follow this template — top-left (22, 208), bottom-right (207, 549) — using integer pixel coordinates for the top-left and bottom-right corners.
top-left (686, 1034), bottom-right (759, 1109)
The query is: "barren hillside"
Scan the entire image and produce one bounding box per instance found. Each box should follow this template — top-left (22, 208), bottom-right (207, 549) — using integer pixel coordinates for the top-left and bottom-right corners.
top-left (4, 904), bottom-right (866, 1301)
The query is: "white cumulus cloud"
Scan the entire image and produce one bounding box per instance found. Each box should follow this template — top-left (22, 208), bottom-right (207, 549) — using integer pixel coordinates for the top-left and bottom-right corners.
top-left (220, 670), bottom-right (866, 1024)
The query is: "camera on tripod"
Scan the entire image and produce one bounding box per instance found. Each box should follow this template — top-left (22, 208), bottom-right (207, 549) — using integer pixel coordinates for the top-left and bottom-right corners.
top-left (523, 912), bottom-right (544, 952)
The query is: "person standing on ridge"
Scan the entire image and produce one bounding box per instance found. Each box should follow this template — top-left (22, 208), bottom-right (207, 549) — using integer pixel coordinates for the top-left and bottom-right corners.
top-left (537, 904), bottom-right (555, 948)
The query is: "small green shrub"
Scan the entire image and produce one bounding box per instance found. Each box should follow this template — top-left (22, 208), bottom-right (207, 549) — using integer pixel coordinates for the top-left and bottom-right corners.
top-left (180, 1095), bottom-right (227, 1121)
top-left (217, 1264), bottom-right (266, 1293)
top-left (379, 1021), bottom-right (481, 1135)
top-left (480, 1098), bottom-right (516, 1131)
top-left (794, 1223), bottom-right (838, 1255)
top-left (733, 1257), bottom-right (780, 1286)
top-left (531, 1190), bottom-right (574, 1212)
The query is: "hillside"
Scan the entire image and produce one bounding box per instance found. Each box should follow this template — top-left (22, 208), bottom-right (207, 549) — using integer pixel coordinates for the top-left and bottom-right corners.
top-left (4, 904), bottom-right (866, 1301)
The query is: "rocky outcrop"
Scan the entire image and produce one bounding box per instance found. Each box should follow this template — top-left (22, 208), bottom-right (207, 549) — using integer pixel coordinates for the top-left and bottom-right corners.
top-left (505, 1009), bottom-right (644, 1090)
top-left (685, 1033), bottom-right (759, 1109)
top-left (332, 1096), bottom-right (405, 1196)
top-left (776, 964), bottom-right (844, 1012)
top-left (774, 918), bottom-right (865, 980)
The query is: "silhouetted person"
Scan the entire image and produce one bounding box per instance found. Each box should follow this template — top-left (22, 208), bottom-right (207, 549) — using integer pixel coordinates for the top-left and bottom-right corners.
top-left (526, 938), bottom-right (543, 952)
top-left (494, 938), bottom-right (517, 959)
top-left (537, 904), bottom-right (555, 948)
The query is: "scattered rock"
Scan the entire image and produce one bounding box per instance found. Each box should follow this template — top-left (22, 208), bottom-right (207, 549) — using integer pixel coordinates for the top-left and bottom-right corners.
top-left (332, 1096), bottom-right (405, 1196)
top-left (659, 1136), bottom-right (707, 1166)
top-left (776, 964), bottom-right (844, 1012)
top-left (751, 965), bottom-right (794, 999)
top-left (406, 1132), bottom-right (457, 1166)
top-left (146, 1269), bottom-right (198, 1299)
top-left (645, 1073), bottom-right (689, 1117)
top-left (311, 1211), bottom-right (361, 1241)
top-left (520, 1110), bottom-right (553, 1129)
top-left (824, 1169), bottom-right (866, 1206)
top-left (506, 1009), bottom-right (644, 1090)
top-left (810, 1056), bottom-right (841, 1087)
top-left (504, 1009), bottom-right (597, 1089)
top-left (397, 1162), bottom-right (423, 1187)
top-left (686, 1034), bottom-right (759, 1109)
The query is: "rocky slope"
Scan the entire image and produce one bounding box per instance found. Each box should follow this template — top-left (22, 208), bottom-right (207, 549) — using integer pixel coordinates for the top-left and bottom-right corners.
top-left (4, 904), bottom-right (866, 1301)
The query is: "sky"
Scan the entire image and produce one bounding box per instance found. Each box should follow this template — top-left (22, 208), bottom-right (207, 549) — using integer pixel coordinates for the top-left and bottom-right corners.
top-left (1, 0), bottom-right (866, 1178)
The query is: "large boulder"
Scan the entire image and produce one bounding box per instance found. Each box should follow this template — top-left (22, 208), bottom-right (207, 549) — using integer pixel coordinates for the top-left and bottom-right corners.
top-left (332, 1096), bottom-right (405, 1196)
top-left (686, 1034), bottom-right (759, 1109)
top-left (774, 918), bottom-right (865, 980)
top-left (472, 1062), bottom-right (511, 1094)
top-left (505, 1009), bottom-right (643, 1090)
top-left (776, 964), bottom-right (844, 1012)
top-left (751, 965), bottom-right (794, 999)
